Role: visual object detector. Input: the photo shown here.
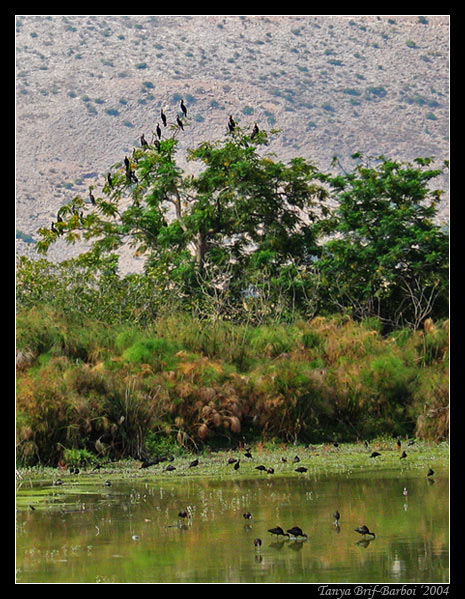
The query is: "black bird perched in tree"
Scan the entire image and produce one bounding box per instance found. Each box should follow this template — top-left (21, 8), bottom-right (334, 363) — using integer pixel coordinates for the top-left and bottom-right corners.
top-left (400, 451), bottom-right (407, 460)
top-left (154, 138), bottom-right (161, 152)
top-left (124, 156), bottom-right (130, 170)
top-left (176, 115), bottom-right (184, 130)
top-left (354, 525), bottom-right (376, 538)
top-left (180, 98), bottom-right (187, 117)
top-left (228, 114), bottom-right (236, 133)
top-left (160, 108), bottom-right (167, 127)
top-left (251, 122), bottom-right (259, 139)
top-left (140, 134), bottom-right (149, 147)
top-left (107, 173), bottom-right (113, 188)
top-left (156, 123), bottom-right (162, 139)
top-left (89, 189), bottom-right (96, 205)
top-left (126, 168), bottom-right (138, 184)
top-left (295, 466), bottom-right (308, 474)
top-left (51, 222), bottom-right (58, 234)
top-left (268, 526), bottom-right (289, 538)
top-left (370, 451), bottom-right (381, 458)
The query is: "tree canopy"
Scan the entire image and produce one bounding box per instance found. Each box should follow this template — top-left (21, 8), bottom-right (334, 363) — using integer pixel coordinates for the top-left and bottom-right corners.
top-left (33, 125), bottom-right (448, 330)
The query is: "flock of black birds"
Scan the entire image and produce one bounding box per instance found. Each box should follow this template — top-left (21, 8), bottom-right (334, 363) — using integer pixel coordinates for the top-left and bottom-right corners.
top-left (42, 438), bottom-right (438, 552)
top-left (48, 98), bottom-right (261, 237)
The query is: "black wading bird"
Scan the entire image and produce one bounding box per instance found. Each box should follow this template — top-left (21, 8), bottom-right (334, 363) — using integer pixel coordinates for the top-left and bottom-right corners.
top-left (354, 525), bottom-right (376, 538)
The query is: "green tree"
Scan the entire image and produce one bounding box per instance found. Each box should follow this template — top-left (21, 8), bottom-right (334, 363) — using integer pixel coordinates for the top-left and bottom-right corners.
top-left (317, 154), bottom-right (448, 329)
top-left (37, 126), bottom-right (328, 315)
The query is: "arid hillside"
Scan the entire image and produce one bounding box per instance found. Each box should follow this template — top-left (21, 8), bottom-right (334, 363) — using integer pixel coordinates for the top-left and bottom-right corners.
top-left (15, 15), bottom-right (449, 271)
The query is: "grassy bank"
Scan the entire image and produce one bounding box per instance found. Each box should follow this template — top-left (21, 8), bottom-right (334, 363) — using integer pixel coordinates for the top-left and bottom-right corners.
top-left (16, 307), bottom-right (449, 467)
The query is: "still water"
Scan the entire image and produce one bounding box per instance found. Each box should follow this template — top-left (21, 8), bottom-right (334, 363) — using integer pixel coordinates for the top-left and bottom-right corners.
top-left (16, 470), bottom-right (448, 583)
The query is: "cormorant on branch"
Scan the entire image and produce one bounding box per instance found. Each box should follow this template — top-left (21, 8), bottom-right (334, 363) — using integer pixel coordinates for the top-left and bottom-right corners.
top-left (140, 134), bottom-right (149, 147)
top-left (156, 123), bottom-right (162, 139)
top-left (161, 108), bottom-right (167, 127)
top-left (124, 156), bottom-right (130, 170)
top-left (176, 115), bottom-right (184, 130)
top-left (251, 122), bottom-right (259, 138)
top-left (228, 114), bottom-right (236, 133)
top-left (180, 98), bottom-right (187, 117)
top-left (51, 222), bottom-right (58, 234)
top-left (107, 173), bottom-right (113, 188)
top-left (126, 165), bottom-right (138, 183)
top-left (154, 138), bottom-right (161, 152)
top-left (89, 189), bottom-right (96, 205)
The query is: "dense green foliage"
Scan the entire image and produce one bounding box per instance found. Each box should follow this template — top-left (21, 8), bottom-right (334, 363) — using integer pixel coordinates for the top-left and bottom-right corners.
top-left (17, 127), bottom-right (449, 465)
top-left (16, 307), bottom-right (448, 466)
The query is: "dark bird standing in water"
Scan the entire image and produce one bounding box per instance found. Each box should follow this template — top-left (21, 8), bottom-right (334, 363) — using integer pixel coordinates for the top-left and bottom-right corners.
top-left (286, 526), bottom-right (308, 539)
top-left (334, 510), bottom-right (340, 525)
top-left (243, 512), bottom-right (253, 521)
top-left (254, 538), bottom-right (262, 549)
top-left (354, 525), bottom-right (376, 538)
top-left (427, 468), bottom-right (435, 477)
top-left (268, 526), bottom-right (289, 538)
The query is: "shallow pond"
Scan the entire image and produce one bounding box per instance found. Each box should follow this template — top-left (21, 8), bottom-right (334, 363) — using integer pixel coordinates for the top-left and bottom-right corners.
top-left (16, 458), bottom-right (448, 583)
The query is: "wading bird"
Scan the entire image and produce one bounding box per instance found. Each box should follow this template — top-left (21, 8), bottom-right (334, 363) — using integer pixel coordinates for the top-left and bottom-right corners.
top-left (268, 526), bottom-right (289, 538)
top-left (286, 526), bottom-right (308, 540)
top-left (354, 525), bottom-right (376, 538)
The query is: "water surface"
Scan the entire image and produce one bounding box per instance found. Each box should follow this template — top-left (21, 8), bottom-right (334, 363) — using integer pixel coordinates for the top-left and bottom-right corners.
top-left (16, 468), bottom-right (448, 583)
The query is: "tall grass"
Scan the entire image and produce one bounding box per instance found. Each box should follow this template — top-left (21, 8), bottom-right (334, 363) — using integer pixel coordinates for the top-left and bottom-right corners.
top-left (16, 307), bottom-right (449, 465)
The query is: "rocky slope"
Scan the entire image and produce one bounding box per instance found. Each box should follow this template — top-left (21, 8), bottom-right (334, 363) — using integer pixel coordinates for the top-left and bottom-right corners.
top-left (15, 15), bottom-right (449, 272)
